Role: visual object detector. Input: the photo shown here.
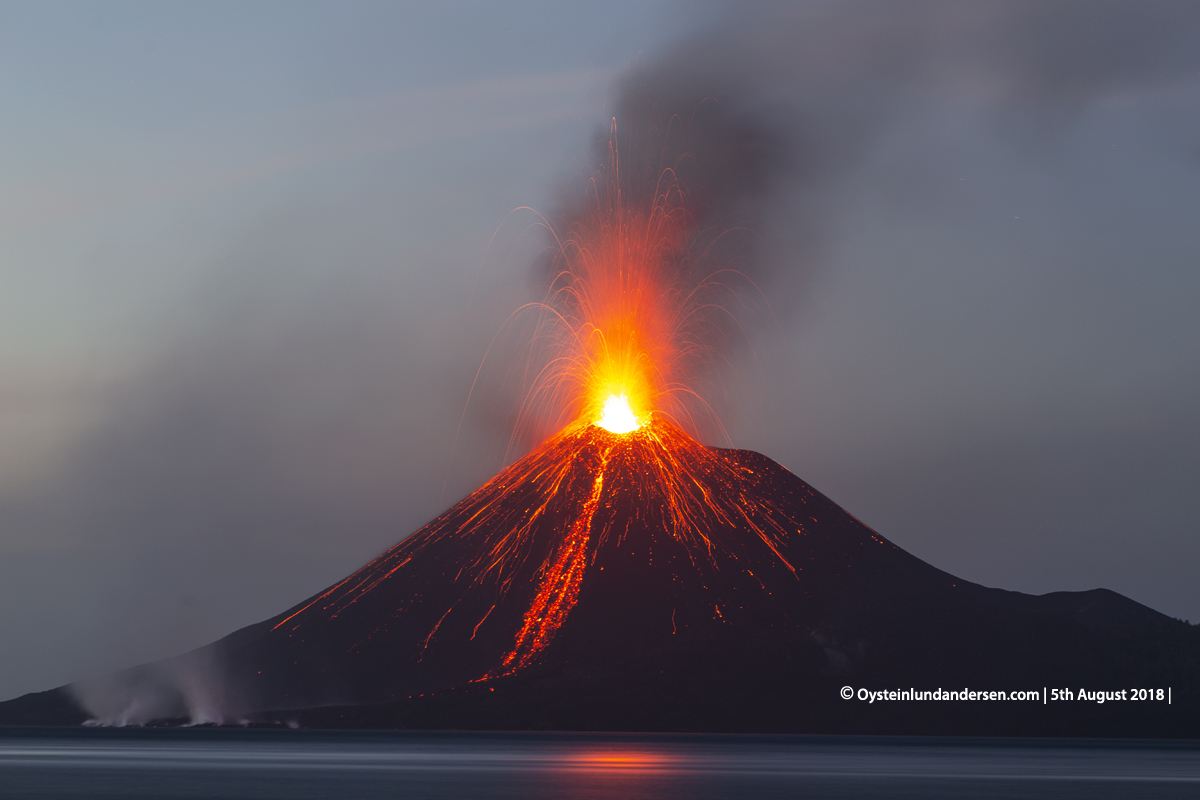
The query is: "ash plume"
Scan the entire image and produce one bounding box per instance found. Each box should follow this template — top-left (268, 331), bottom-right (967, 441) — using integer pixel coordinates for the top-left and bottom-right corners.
top-left (574, 0), bottom-right (1200, 309)
top-left (515, 0), bottom-right (1200, 448)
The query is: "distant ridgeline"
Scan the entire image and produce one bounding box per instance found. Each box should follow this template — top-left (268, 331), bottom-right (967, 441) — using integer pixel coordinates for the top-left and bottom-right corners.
top-left (3, 427), bottom-right (1197, 736)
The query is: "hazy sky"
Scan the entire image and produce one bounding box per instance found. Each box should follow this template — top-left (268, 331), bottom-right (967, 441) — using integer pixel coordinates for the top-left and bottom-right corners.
top-left (2, 0), bottom-right (1198, 701)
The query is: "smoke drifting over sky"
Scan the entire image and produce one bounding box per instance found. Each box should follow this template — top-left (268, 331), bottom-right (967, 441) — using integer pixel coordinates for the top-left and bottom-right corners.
top-left (609, 0), bottom-right (1200, 301)
top-left (1, 1), bottom-right (1198, 702)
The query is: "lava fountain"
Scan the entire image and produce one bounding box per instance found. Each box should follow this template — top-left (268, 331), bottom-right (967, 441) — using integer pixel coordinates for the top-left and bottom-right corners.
top-left (512, 117), bottom-right (754, 446)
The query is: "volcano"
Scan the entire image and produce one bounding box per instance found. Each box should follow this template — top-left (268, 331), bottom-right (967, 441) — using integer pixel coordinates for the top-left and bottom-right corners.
top-left (3, 417), bottom-right (1197, 736)
top-left (5, 110), bottom-right (1193, 738)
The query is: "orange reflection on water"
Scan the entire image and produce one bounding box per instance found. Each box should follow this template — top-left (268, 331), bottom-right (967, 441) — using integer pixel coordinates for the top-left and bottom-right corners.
top-left (567, 749), bottom-right (676, 772)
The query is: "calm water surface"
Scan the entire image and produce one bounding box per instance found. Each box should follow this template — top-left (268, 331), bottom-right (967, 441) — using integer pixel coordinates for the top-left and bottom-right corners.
top-left (1, 728), bottom-right (1197, 799)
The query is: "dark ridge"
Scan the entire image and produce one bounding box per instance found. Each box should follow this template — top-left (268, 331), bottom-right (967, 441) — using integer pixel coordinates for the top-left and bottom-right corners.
top-left (0, 688), bottom-right (87, 727)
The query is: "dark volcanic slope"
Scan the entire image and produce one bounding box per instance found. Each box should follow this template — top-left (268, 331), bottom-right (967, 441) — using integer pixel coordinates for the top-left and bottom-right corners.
top-left (220, 418), bottom-right (927, 713)
top-left (4, 419), bottom-right (1197, 735)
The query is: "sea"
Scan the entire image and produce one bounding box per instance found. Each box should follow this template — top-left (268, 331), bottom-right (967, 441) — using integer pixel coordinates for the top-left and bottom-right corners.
top-left (1, 728), bottom-right (1197, 799)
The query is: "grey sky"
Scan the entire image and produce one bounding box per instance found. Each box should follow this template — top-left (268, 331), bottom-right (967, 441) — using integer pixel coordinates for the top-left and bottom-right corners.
top-left (1, 1), bottom-right (1198, 701)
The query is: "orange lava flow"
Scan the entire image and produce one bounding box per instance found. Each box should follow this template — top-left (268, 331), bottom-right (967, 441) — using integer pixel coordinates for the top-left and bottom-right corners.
top-left (491, 445), bottom-right (613, 675)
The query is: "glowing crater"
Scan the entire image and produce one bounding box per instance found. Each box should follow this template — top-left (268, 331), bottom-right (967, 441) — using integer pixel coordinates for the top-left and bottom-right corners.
top-left (596, 393), bottom-right (642, 434)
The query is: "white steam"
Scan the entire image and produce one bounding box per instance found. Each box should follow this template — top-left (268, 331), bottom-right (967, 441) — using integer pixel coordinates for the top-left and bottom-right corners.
top-left (70, 646), bottom-right (228, 726)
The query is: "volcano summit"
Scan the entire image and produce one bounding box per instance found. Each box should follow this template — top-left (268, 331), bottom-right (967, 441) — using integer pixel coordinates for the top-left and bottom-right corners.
top-left (3, 415), bottom-right (1197, 737)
